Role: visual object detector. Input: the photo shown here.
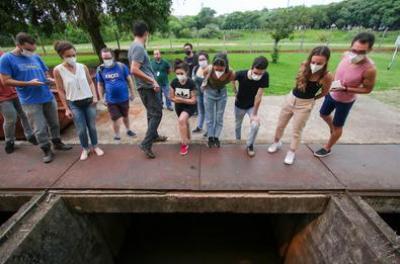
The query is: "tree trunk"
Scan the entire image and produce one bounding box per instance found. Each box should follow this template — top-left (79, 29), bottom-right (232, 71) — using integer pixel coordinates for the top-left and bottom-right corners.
top-left (272, 38), bottom-right (280, 63)
top-left (76, 0), bottom-right (106, 62)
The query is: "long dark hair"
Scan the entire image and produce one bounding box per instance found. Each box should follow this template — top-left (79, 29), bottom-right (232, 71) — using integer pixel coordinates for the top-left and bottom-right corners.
top-left (212, 52), bottom-right (229, 73)
top-left (173, 59), bottom-right (189, 73)
top-left (296, 46), bottom-right (330, 92)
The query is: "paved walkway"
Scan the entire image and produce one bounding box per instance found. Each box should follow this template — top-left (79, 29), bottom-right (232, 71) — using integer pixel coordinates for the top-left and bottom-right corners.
top-left (0, 144), bottom-right (399, 192)
top-left (61, 95), bottom-right (400, 145)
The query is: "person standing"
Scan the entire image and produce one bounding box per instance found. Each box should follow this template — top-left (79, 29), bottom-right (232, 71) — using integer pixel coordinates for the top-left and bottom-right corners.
top-left (202, 53), bottom-right (235, 148)
top-left (314, 33), bottom-right (377, 158)
top-left (53, 41), bottom-right (104, 161)
top-left (97, 48), bottom-right (136, 141)
top-left (191, 51), bottom-right (209, 134)
top-left (0, 32), bottom-right (71, 163)
top-left (129, 21), bottom-right (167, 159)
top-left (169, 60), bottom-right (197, 155)
top-left (268, 46), bottom-right (333, 164)
top-left (151, 49), bottom-right (173, 111)
top-left (183, 43), bottom-right (198, 77)
top-left (233, 56), bottom-right (269, 157)
top-left (0, 50), bottom-right (37, 153)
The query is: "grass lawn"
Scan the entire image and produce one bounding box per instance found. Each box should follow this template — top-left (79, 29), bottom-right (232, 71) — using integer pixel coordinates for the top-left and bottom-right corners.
top-left (42, 51), bottom-right (399, 96)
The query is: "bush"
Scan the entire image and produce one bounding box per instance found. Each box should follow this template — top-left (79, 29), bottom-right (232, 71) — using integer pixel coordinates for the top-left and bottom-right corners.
top-left (198, 24), bottom-right (222, 39)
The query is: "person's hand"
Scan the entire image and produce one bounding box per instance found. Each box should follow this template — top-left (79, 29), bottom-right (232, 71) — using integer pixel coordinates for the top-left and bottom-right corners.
top-left (46, 77), bottom-right (55, 85)
top-left (153, 81), bottom-right (160, 93)
top-left (92, 98), bottom-right (98, 105)
top-left (250, 114), bottom-right (260, 123)
top-left (129, 95), bottom-right (135, 101)
top-left (100, 98), bottom-right (107, 106)
top-left (65, 109), bottom-right (73, 119)
top-left (28, 79), bottom-right (44, 86)
top-left (330, 80), bottom-right (346, 91)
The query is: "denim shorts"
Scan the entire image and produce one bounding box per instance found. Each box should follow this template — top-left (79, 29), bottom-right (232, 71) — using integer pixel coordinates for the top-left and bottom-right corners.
top-left (319, 93), bottom-right (355, 127)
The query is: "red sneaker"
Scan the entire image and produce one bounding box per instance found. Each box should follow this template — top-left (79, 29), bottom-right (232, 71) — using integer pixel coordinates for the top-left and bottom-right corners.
top-left (180, 144), bottom-right (189, 155)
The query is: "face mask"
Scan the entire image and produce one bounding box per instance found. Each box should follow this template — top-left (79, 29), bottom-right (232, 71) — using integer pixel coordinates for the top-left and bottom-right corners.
top-left (251, 72), bottom-right (263, 81)
top-left (104, 59), bottom-right (114, 67)
top-left (64, 57), bottom-right (77, 66)
top-left (177, 74), bottom-right (187, 82)
top-left (184, 50), bottom-right (191, 56)
top-left (199, 60), bottom-right (208, 68)
top-left (348, 52), bottom-right (365, 64)
top-left (21, 49), bottom-right (34, 57)
top-left (215, 71), bottom-right (224, 79)
top-left (310, 63), bottom-right (324, 74)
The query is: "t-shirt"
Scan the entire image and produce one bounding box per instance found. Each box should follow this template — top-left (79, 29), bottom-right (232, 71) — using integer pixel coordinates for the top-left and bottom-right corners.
top-left (0, 51), bottom-right (18, 102)
top-left (184, 53), bottom-right (198, 77)
top-left (235, 70), bottom-right (269, 109)
top-left (170, 78), bottom-right (196, 108)
top-left (128, 42), bottom-right (154, 90)
top-left (150, 59), bottom-right (170, 86)
top-left (0, 52), bottom-right (53, 104)
top-left (96, 62), bottom-right (130, 104)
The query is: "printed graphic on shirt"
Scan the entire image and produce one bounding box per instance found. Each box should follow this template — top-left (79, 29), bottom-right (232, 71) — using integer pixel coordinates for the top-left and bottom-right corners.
top-left (175, 87), bottom-right (190, 99)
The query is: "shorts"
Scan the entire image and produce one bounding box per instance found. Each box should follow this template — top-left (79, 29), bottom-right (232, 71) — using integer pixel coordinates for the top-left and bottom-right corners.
top-left (319, 94), bottom-right (355, 127)
top-left (175, 104), bottom-right (196, 117)
top-left (107, 100), bottom-right (129, 121)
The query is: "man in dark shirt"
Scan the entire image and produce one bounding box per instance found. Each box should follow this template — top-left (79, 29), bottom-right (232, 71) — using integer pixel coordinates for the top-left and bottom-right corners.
top-left (183, 43), bottom-right (198, 78)
top-left (232, 56), bottom-right (269, 157)
top-left (151, 49), bottom-right (173, 111)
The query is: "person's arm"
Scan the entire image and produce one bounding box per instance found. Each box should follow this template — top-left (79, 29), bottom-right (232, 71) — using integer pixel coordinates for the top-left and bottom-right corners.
top-left (53, 68), bottom-right (73, 119)
top-left (127, 75), bottom-right (135, 100)
top-left (130, 61), bottom-right (159, 91)
top-left (97, 82), bottom-right (105, 103)
top-left (83, 65), bottom-right (98, 103)
top-left (228, 70), bottom-right (236, 81)
top-left (1, 74), bottom-right (44, 87)
top-left (314, 73), bottom-right (333, 100)
top-left (345, 67), bottom-right (376, 94)
top-left (231, 80), bottom-right (238, 95)
top-left (252, 88), bottom-right (263, 116)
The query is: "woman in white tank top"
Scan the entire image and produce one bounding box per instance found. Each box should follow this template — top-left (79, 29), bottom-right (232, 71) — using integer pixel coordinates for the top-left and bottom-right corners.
top-left (53, 41), bottom-right (104, 161)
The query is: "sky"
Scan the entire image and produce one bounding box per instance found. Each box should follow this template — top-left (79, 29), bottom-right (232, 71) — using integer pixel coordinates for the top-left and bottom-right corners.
top-left (172, 0), bottom-right (344, 16)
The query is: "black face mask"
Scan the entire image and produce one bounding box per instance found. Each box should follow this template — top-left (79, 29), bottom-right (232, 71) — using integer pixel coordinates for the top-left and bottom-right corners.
top-left (184, 50), bottom-right (191, 56)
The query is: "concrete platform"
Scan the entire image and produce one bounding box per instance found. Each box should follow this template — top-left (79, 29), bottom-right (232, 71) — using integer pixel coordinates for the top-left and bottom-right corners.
top-left (0, 144), bottom-right (398, 192)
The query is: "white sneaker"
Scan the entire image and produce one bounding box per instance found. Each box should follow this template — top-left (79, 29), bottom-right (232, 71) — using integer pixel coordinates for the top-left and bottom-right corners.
top-left (80, 149), bottom-right (89, 161)
top-left (268, 141), bottom-right (282, 153)
top-left (93, 147), bottom-right (104, 156)
top-left (284, 150), bottom-right (296, 165)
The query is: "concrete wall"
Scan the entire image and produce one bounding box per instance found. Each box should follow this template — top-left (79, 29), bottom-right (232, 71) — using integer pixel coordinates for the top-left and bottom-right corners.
top-left (284, 195), bottom-right (400, 264)
top-left (0, 197), bottom-right (114, 264)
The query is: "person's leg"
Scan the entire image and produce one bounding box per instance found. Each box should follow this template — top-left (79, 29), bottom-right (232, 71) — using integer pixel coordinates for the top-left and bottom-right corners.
top-left (204, 89), bottom-right (216, 138)
top-left (0, 100), bottom-right (18, 143)
top-left (273, 96), bottom-right (294, 143)
top-left (324, 101), bottom-right (354, 151)
top-left (84, 104), bottom-right (99, 148)
top-left (234, 106), bottom-right (246, 140)
top-left (178, 111), bottom-right (190, 145)
top-left (246, 107), bottom-right (260, 148)
top-left (162, 84), bottom-right (172, 109)
top-left (319, 94), bottom-right (337, 134)
top-left (290, 101), bottom-right (314, 152)
top-left (214, 89), bottom-right (228, 139)
top-left (42, 99), bottom-right (61, 141)
top-left (69, 103), bottom-right (90, 150)
top-left (112, 119), bottom-right (121, 138)
top-left (12, 99), bottom-right (34, 141)
top-left (197, 91), bottom-right (205, 129)
top-left (139, 89), bottom-right (162, 150)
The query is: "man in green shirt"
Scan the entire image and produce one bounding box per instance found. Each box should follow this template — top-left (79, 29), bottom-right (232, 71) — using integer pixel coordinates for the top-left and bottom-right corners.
top-left (151, 49), bottom-right (173, 111)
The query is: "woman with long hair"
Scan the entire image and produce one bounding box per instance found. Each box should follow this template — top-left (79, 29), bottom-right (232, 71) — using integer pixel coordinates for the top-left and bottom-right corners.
top-left (268, 46), bottom-right (333, 165)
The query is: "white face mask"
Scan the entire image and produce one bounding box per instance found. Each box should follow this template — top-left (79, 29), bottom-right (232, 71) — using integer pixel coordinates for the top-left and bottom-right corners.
top-left (251, 72), bottom-right (263, 81)
top-left (64, 57), bottom-right (77, 66)
top-left (348, 52), bottom-right (365, 64)
top-left (103, 59), bottom-right (114, 67)
top-left (310, 63), bottom-right (324, 74)
top-left (199, 60), bottom-right (208, 68)
top-left (177, 74), bottom-right (187, 82)
top-left (215, 71), bottom-right (224, 79)
top-left (21, 49), bottom-right (34, 57)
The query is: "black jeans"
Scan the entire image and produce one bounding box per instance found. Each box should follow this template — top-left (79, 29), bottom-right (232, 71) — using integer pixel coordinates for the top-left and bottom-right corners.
top-left (138, 88), bottom-right (162, 149)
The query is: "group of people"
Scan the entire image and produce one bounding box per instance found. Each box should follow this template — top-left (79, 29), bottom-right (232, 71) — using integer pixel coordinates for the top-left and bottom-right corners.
top-left (0, 20), bottom-right (376, 166)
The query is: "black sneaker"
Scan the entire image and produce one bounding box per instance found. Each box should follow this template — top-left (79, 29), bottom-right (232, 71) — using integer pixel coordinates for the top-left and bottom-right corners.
top-left (41, 144), bottom-right (54, 163)
top-left (27, 135), bottom-right (38, 145)
top-left (52, 138), bottom-right (72, 151)
top-left (214, 137), bottom-right (221, 148)
top-left (126, 130), bottom-right (137, 137)
top-left (139, 144), bottom-right (156, 159)
top-left (153, 135), bottom-right (168, 143)
top-left (207, 137), bottom-right (214, 148)
top-left (203, 132), bottom-right (208, 138)
top-left (192, 127), bottom-right (202, 133)
top-left (5, 141), bottom-right (15, 154)
top-left (314, 148), bottom-right (331, 158)
top-left (247, 145), bottom-right (255, 157)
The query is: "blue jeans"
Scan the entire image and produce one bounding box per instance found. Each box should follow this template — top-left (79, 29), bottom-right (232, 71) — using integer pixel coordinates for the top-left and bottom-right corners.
top-left (196, 89), bottom-right (205, 129)
top-left (158, 84), bottom-right (172, 109)
top-left (204, 88), bottom-right (228, 138)
top-left (68, 102), bottom-right (98, 149)
top-left (235, 106), bottom-right (260, 147)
